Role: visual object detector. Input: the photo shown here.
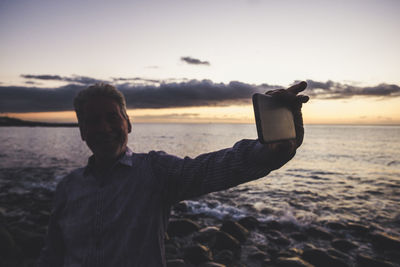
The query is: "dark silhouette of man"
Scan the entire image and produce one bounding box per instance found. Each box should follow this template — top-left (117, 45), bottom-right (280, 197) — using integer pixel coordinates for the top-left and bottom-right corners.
top-left (38, 81), bottom-right (309, 266)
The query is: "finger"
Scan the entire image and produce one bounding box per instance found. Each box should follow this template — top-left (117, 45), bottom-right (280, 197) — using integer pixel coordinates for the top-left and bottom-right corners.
top-left (270, 89), bottom-right (296, 99)
top-left (292, 108), bottom-right (305, 147)
top-left (273, 93), bottom-right (297, 105)
top-left (287, 81), bottom-right (307, 95)
top-left (291, 95), bottom-right (309, 110)
top-left (296, 95), bottom-right (310, 103)
top-left (265, 89), bottom-right (286, 96)
top-left (274, 94), bottom-right (308, 106)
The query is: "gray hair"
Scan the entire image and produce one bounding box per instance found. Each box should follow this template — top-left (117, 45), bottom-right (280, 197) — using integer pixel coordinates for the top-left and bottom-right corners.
top-left (74, 83), bottom-right (129, 122)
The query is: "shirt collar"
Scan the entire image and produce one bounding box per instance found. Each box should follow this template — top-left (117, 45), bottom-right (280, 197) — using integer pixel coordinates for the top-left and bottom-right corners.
top-left (120, 147), bottom-right (133, 166)
top-left (83, 147), bottom-right (133, 176)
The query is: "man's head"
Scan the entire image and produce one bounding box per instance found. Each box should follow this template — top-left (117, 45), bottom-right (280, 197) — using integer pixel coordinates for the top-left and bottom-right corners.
top-left (74, 83), bottom-right (132, 161)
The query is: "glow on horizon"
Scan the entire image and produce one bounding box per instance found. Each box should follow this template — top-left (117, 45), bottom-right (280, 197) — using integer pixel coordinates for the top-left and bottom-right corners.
top-left (5, 96), bottom-right (400, 125)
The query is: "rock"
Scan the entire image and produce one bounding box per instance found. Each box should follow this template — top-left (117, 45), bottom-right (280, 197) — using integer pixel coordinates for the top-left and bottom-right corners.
top-left (31, 210), bottom-right (51, 225)
top-left (326, 248), bottom-right (350, 261)
top-left (214, 249), bottom-right (234, 265)
top-left (282, 222), bottom-right (300, 233)
top-left (247, 246), bottom-right (267, 260)
top-left (173, 201), bottom-right (189, 213)
top-left (326, 222), bottom-right (347, 230)
top-left (276, 256), bottom-right (314, 267)
top-left (277, 251), bottom-right (293, 258)
top-left (303, 243), bottom-right (316, 251)
top-left (273, 237), bottom-right (291, 247)
top-left (165, 243), bottom-right (180, 259)
top-left (0, 224), bottom-right (19, 258)
top-left (305, 226), bottom-right (333, 240)
top-left (193, 226), bottom-right (220, 243)
top-left (266, 248), bottom-right (280, 260)
top-left (370, 232), bottom-right (400, 251)
top-left (220, 220), bottom-right (249, 243)
top-left (264, 220), bottom-right (282, 230)
top-left (10, 227), bottom-right (44, 258)
top-left (385, 250), bottom-right (400, 264)
top-left (288, 248), bottom-right (303, 256)
top-left (39, 188), bottom-right (54, 199)
top-left (213, 231), bottom-right (241, 252)
top-left (260, 206), bottom-right (274, 214)
top-left (238, 216), bottom-right (259, 231)
top-left (199, 262), bottom-right (226, 267)
top-left (256, 243), bottom-right (268, 251)
top-left (266, 229), bottom-right (284, 238)
top-left (302, 248), bottom-right (349, 267)
top-left (167, 218), bottom-right (201, 237)
top-left (166, 259), bottom-right (186, 267)
top-left (331, 239), bottom-right (357, 252)
top-left (290, 232), bottom-right (308, 242)
top-left (184, 244), bottom-right (213, 264)
top-left (263, 258), bottom-right (275, 266)
top-left (248, 250), bottom-right (267, 260)
top-left (266, 230), bottom-right (291, 247)
top-left (347, 222), bottom-right (369, 235)
top-left (356, 253), bottom-right (394, 267)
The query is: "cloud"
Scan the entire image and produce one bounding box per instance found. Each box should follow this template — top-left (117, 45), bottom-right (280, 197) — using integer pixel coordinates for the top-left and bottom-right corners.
top-left (112, 77), bottom-right (161, 84)
top-left (1, 75), bottom-right (399, 113)
top-left (21, 74), bottom-right (104, 85)
top-left (303, 79), bottom-right (400, 99)
top-left (25, 81), bottom-right (36, 84)
top-left (21, 74), bottom-right (64, 81)
top-left (0, 84), bottom-right (85, 112)
top-left (0, 79), bottom-right (269, 112)
top-left (181, 56), bottom-right (210, 66)
top-left (118, 79), bottom-right (266, 108)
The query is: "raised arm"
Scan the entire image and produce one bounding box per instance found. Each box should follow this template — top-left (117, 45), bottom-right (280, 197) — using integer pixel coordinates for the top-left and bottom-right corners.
top-left (151, 81), bottom-right (309, 205)
top-left (151, 138), bottom-right (297, 204)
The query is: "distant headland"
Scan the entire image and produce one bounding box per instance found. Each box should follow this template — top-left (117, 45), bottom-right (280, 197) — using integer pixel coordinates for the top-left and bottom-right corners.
top-left (0, 116), bottom-right (78, 127)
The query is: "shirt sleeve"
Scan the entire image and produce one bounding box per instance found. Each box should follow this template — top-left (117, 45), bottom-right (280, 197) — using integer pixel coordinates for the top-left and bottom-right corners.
top-left (150, 139), bottom-right (288, 205)
top-left (37, 179), bottom-right (66, 267)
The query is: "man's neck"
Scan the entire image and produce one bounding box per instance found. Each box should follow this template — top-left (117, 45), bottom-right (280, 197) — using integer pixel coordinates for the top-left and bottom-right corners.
top-left (92, 150), bottom-right (126, 177)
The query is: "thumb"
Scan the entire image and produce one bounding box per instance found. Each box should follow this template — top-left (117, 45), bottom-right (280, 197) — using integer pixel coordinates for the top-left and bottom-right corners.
top-left (287, 81), bottom-right (307, 95)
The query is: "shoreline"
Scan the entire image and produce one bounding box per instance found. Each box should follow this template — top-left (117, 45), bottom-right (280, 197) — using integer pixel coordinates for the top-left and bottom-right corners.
top-left (0, 117), bottom-right (77, 127)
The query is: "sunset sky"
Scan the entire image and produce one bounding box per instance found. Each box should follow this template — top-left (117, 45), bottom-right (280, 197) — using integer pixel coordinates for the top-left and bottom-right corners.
top-left (1, 0), bottom-right (399, 124)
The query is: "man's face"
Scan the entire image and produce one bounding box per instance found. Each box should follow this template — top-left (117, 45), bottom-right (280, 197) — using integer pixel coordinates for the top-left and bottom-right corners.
top-left (79, 97), bottom-right (131, 160)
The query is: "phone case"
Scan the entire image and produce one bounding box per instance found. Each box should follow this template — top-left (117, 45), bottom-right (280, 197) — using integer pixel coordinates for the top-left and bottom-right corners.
top-left (252, 93), bottom-right (296, 144)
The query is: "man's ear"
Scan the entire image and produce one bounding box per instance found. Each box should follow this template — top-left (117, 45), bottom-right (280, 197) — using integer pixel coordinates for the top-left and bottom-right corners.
top-left (127, 118), bottom-right (132, 133)
top-left (79, 124), bottom-right (86, 141)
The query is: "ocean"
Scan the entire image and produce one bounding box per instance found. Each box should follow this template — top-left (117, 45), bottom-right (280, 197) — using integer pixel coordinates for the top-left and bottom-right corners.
top-left (1, 124), bottom-right (400, 265)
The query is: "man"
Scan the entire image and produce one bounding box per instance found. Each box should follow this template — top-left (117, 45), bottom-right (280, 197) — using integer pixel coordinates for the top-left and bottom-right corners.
top-left (38, 81), bottom-right (309, 266)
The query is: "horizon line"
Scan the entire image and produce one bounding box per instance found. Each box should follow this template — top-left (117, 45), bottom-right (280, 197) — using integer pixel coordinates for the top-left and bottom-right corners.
top-left (1, 116), bottom-right (399, 127)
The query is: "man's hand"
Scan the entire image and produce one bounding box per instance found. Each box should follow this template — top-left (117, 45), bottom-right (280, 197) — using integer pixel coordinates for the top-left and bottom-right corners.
top-left (263, 81), bottom-right (309, 170)
top-left (266, 81), bottom-right (309, 147)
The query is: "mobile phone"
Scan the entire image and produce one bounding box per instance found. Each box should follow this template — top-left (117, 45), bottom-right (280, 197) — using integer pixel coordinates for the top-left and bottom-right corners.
top-left (252, 93), bottom-right (296, 144)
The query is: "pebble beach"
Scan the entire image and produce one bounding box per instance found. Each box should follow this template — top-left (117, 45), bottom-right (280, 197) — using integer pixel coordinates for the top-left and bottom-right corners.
top-left (1, 185), bottom-right (400, 266)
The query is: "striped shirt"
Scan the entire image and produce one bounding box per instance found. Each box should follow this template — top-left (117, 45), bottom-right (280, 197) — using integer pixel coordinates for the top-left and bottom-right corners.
top-left (38, 139), bottom-right (281, 267)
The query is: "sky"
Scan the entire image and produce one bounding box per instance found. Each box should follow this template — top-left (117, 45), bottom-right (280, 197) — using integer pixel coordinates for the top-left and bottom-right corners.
top-left (1, 0), bottom-right (399, 124)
